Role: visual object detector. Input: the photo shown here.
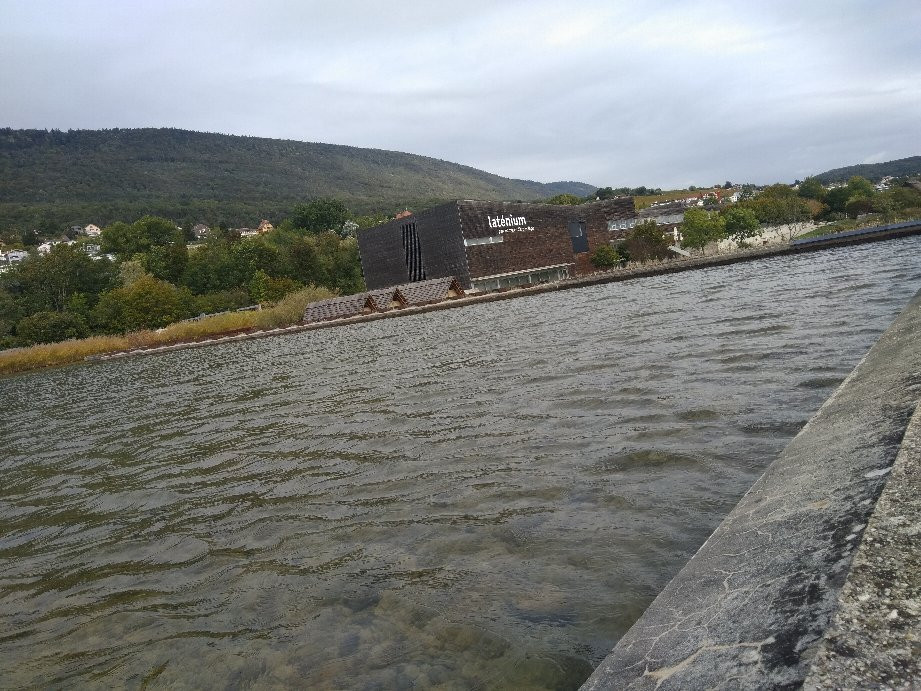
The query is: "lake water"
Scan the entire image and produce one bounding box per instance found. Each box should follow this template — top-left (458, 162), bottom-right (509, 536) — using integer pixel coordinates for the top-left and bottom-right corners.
top-left (2, 237), bottom-right (921, 689)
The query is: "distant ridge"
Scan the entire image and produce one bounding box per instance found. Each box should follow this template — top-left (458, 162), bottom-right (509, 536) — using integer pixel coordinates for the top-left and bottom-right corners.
top-left (0, 128), bottom-right (595, 231)
top-left (813, 155), bottom-right (921, 184)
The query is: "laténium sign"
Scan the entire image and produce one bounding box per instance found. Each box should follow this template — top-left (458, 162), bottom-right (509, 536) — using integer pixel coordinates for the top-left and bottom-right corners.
top-left (487, 215), bottom-right (535, 234)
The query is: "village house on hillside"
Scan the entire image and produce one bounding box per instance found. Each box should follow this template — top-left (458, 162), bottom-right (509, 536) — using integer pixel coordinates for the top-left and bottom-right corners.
top-left (37, 239), bottom-right (77, 255)
top-left (84, 224), bottom-right (102, 237)
top-left (233, 220), bottom-right (275, 238)
top-left (1, 249), bottom-right (29, 272)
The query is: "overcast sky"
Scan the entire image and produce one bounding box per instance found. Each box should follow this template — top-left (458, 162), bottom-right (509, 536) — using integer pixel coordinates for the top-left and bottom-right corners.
top-left (2, 0), bottom-right (919, 188)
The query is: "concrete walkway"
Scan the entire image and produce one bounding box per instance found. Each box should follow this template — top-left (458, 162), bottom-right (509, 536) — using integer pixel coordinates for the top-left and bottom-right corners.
top-left (804, 404), bottom-right (921, 688)
top-left (582, 289), bottom-right (921, 689)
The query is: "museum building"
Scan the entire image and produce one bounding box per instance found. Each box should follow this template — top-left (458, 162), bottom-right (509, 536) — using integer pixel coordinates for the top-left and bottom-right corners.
top-left (357, 198), bottom-right (636, 292)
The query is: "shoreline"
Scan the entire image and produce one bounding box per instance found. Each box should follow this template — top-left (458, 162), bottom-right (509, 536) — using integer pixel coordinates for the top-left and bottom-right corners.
top-left (86, 221), bottom-right (921, 364)
top-left (1, 221), bottom-right (918, 376)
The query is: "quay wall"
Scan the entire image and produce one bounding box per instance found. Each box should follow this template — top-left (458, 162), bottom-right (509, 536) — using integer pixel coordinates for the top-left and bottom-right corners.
top-left (581, 288), bottom-right (921, 689)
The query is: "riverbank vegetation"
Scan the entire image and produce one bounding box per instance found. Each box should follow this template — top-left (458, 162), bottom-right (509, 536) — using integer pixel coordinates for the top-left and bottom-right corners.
top-left (0, 199), bottom-right (366, 350)
top-left (0, 285), bottom-right (333, 375)
top-left (675, 176), bottom-right (921, 250)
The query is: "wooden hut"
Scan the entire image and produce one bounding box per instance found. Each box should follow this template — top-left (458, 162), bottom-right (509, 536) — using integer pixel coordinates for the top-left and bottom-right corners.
top-left (395, 277), bottom-right (465, 307)
top-left (365, 288), bottom-right (406, 313)
top-left (303, 293), bottom-right (370, 323)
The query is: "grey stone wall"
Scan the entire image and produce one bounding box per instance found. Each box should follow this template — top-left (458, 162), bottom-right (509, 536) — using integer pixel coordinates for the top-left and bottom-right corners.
top-left (582, 288), bottom-right (921, 690)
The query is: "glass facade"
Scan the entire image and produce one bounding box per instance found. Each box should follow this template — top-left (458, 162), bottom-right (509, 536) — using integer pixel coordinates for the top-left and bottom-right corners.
top-left (470, 265), bottom-right (571, 292)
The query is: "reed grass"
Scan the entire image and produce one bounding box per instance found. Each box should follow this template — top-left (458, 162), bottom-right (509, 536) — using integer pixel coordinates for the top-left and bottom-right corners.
top-left (0, 285), bottom-right (335, 376)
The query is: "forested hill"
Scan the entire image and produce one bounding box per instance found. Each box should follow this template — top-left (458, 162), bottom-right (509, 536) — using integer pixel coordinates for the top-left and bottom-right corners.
top-left (0, 128), bottom-right (594, 232)
top-left (814, 155), bottom-right (921, 184)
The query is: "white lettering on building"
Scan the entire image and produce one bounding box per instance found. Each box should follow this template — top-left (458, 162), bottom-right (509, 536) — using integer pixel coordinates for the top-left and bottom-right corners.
top-left (487, 215), bottom-right (534, 234)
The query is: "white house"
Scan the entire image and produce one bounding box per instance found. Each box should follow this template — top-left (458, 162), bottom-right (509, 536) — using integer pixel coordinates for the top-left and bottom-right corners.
top-left (85, 224), bottom-right (102, 237)
top-left (3, 249), bottom-right (29, 264)
top-left (2, 249), bottom-right (29, 271)
top-left (37, 242), bottom-right (54, 255)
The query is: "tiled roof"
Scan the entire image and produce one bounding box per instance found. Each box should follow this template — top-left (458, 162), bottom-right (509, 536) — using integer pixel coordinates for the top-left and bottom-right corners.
top-left (301, 275), bottom-right (464, 324)
top-left (395, 277), bottom-right (464, 306)
top-left (366, 288), bottom-right (404, 312)
top-left (303, 293), bottom-right (370, 323)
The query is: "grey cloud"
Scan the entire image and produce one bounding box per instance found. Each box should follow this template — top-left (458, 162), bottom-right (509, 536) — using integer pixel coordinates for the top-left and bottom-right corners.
top-left (1, 0), bottom-right (919, 189)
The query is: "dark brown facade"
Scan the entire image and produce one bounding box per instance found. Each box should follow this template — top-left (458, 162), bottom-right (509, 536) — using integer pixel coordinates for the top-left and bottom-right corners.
top-left (358, 198), bottom-right (635, 291)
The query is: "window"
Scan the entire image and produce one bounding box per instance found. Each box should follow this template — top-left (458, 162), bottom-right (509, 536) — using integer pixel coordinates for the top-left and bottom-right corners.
top-left (401, 222), bottom-right (426, 281)
top-left (568, 221), bottom-right (588, 253)
top-left (464, 235), bottom-right (503, 246)
top-left (610, 218), bottom-right (638, 231)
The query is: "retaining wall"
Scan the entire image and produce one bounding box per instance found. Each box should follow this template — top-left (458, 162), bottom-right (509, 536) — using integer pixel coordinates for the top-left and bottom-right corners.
top-left (582, 289), bottom-right (921, 689)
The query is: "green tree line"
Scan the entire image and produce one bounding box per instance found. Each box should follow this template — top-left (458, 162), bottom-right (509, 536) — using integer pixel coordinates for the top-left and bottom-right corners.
top-left (0, 199), bottom-right (369, 349)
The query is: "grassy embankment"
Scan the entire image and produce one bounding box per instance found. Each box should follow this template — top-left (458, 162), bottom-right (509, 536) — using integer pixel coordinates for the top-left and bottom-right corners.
top-left (0, 286), bottom-right (334, 376)
top-left (634, 189), bottom-right (701, 209)
top-left (797, 213), bottom-right (921, 239)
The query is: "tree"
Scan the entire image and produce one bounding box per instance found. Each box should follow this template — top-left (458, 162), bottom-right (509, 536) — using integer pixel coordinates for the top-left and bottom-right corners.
top-left (590, 244), bottom-right (622, 269)
top-left (745, 185), bottom-right (810, 225)
top-left (15, 310), bottom-right (89, 345)
top-left (623, 221), bottom-right (670, 263)
top-left (118, 260), bottom-right (149, 286)
top-left (798, 177), bottom-right (826, 200)
top-left (723, 206), bottom-right (760, 246)
top-left (846, 175), bottom-right (876, 199)
top-left (1, 243), bottom-right (116, 314)
top-left (873, 195), bottom-right (897, 223)
top-left (0, 287), bottom-right (23, 342)
top-left (824, 186), bottom-right (851, 214)
top-left (248, 270), bottom-right (302, 304)
top-left (285, 236), bottom-right (323, 285)
top-left (845, 197), bottom-right (873, 219)
top-left (290, 198), bottom-right (351, 233)
top-left (93, 275), bottom-right (193, 333)
top-left (884, 186), bottom-right (921, 212)
top-left (230, 238), bottom-right (281, 284)
top-left (142, 241), bottom-right (188, 283)
top-left (339, 220), bottom-right (359, 238)
top-left (739, 184), bottom-right (758, 200)
top-left (352, 212), bottom-right (391, 229)
top-left (681, 208), bottom-right (725, 252)
top-left (594, 187), bottom-right (624, 200)
top-left (101, 215), bottom-right (182, 259)
top-left (544, 194), bottom-right (583, 205)
top-left (326, 236), bottom-right (365, 294)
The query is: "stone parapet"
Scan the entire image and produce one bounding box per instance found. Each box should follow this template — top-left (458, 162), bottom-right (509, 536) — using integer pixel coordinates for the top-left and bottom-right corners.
top-left (582, 288), bottom-right (921, 690)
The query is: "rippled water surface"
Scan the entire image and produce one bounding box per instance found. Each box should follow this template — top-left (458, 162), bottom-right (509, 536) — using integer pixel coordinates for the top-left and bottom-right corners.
top-left (2, 238), bottom-right (921, 689)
